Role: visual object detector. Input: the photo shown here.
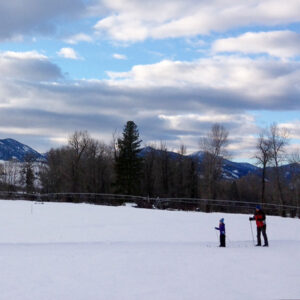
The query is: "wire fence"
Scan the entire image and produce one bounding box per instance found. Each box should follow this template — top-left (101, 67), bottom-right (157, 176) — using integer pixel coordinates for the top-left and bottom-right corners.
top-left (0, 191), bottom-right (299, 218)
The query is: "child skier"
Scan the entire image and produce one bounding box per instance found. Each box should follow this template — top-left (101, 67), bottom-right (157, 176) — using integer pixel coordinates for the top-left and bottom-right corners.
top-left (215, 218), bottom-right (226, 247)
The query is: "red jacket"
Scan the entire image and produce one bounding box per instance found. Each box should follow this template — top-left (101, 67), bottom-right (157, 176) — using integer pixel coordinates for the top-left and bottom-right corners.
top-left (252, 210), bottom-right (266, 228)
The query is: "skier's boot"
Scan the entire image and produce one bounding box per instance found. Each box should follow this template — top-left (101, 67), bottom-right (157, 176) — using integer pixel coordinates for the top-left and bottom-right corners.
top-left (255, 244), bottom-right (261, 246)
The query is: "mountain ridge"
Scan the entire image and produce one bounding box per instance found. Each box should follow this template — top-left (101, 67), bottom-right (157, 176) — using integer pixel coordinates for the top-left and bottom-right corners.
top-left (140, 146), bottom-right (299, 180)
top-left (1, 141), bottom-right (298, 181)
top-left (0, 138), bottom-right (44, 162)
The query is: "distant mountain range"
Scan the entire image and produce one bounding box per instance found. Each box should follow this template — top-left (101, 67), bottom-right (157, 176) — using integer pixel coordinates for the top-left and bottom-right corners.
top-left (0, 140), bottom-right (299, 181)
top-left (0, 138), bottom-right (45, 162)
top-left (189, 150), bottom-right (260, 180)
top-left (141, 146), bottom-right (300, 181)
top-left (140, 146), bottom-right (260, 180)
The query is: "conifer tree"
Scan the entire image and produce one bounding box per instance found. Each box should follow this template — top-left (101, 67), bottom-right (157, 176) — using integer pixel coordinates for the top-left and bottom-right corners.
top-left (115, 121), bottom-right (143, 195)
top-left (20, 153), bottom-right (36, 193)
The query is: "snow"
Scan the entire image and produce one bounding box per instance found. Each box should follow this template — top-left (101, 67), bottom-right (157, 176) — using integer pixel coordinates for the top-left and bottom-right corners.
top-left (0, 200), bottom-right (299, 300)
top-left (22, 145), bottom-right (30, 152)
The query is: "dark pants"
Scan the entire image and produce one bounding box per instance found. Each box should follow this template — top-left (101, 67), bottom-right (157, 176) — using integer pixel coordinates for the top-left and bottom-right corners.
top-left (220, 234), bottom-right (226, 247)
top-left (257, 225), bottom-right (268, 246)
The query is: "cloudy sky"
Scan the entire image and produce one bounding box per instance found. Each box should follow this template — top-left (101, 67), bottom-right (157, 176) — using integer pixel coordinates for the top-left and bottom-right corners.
top-left (0, 0), bottom-right (300, 161)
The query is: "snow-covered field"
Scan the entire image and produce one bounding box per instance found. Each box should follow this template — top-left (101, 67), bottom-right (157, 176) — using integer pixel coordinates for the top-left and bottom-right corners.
top-left (0, 200), bottom-right (299, 300)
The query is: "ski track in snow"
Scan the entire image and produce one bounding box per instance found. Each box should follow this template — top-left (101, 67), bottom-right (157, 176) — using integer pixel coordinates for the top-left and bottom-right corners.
top-left (0, 200), bottom-right (299, 300)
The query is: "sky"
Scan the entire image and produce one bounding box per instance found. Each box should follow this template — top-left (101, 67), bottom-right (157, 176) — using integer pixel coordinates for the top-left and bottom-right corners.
top-left (0, 0), bottom-right (300, 162)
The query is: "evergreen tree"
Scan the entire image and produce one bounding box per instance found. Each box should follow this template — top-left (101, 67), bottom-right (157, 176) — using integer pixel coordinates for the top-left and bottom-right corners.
top-left (20, 153), bottom-right (36, 193)
top-left (25, 166), bottom-right (35, 193)
top-left (115, 121), bottom-right (143, 195)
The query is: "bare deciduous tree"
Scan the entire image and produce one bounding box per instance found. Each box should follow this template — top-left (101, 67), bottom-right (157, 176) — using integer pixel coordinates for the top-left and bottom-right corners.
top-left (254, 130), bottom-right (272, 203)
top-left (288, 149), bottom-right (300, 211)
top-left (68, 131), bottom-right (91, 192)
top-left (159, 141), bottom-right (171, 196)
top-left (40, 130), bottom-right (115, 194)
top-left (199, 124), bottom-right (229, 199)
top-left (269, 123), bottom-right (289, 206)
top-left (2, 159), bottom-right (20, 190)
top-left (142, 144), bottom-right (157, 197)
top-left (289, 150), bottom-right (300, 165)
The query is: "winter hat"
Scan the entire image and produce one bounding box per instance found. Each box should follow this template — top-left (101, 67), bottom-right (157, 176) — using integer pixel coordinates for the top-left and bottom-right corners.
top-left (219, 218), bottom-right (224, 223)
top-left (256, 205), bottom-right (261, 210)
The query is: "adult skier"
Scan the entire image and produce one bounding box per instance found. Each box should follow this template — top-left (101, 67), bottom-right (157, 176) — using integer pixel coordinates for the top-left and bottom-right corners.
top-left (249, 205), bottom-right (269, 247)
top-left (215, 218), bottom-right (226, 247)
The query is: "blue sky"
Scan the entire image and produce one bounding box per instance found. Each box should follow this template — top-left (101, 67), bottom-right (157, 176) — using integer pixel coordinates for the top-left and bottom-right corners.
top-left (0, 0), bottom-right (300, 162)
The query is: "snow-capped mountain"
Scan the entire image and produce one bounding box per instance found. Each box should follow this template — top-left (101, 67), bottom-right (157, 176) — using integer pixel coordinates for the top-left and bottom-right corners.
top-left (1, 141), bottom-right (298, 180)
top-left (140, 147), bottom-right (300, 180)
top-left (140, 147), bottom-right (259, 180)
top-left (0, 138), bottom-right (44, 162)
top-left (139, 146), bottom-right (183, 160)
top-left (189, 151), bottom-right (260, 179)
top-left (221, 159), bottom-right (260, 179)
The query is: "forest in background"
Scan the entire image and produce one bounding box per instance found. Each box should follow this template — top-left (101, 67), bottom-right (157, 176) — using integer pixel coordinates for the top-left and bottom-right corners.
top-left (0, 121), bottom-right (299, 212)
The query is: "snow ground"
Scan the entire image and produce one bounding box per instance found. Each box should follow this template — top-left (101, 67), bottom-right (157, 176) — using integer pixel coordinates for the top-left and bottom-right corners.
top-left (0, 200), bottom-right (299, 300)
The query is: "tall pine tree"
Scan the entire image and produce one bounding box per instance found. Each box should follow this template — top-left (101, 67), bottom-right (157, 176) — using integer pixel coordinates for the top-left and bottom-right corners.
top-left (115, 121), bottom-right (143, 195)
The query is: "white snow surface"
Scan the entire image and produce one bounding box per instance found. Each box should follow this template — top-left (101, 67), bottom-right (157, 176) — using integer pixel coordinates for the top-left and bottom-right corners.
top-left (0, 200), bottom-right (299, 300)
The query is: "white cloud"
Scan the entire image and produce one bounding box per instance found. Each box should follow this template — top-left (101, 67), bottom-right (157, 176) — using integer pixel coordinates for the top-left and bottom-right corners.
top-left (57, 48), bottom-right (81, 60)
top-left (158, 113), bottom-right (256, 134)
top-left (0, 0), bottom-right (85, 41)
top-left (2, 50), bottom-right (47, 60)
top-left (0, 50), bottom-right (62, 81)
top-left (95, 15), bottom-right (149, 42)
top-left (112, 53), bottom-right (127, 60)
top-left (212, 30), bottom-right (300, 58)
top-left (1, 50), bottom-right (300, 157)
top-left (278, 121), bottom-right (300, 139)
top-left (1, 0), bottom-right (300, 45)
top-left (63, 33), bottom-right (93, 44)
top-left (106, 57), bottom-right (300, 106)
top-left (2, 52), bottom-right (300, 116)
top-left (93, 0), bottom-right (300, 42)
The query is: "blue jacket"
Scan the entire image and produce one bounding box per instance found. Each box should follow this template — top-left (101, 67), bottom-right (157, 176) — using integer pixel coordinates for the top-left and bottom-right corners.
top-left (215, 223), bottom-right (225, 235)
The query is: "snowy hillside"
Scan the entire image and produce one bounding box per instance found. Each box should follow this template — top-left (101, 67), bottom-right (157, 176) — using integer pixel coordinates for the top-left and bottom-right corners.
top-left (0, 138), bottom-right (44, 161)
top-left (141, 147), bottom-right (262, 180)
top-left (142, 147), bottom-right (300, 180)
top-left (0, 200), bottom-right (299, 300)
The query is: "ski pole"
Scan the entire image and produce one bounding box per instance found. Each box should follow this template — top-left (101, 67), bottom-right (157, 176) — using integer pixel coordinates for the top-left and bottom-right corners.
top-left (226, 234), bottom-right (231, 244)
top-left (249, 220), bottom-right (255, 246)
top-left (214, 228), bottom-right (219, 245)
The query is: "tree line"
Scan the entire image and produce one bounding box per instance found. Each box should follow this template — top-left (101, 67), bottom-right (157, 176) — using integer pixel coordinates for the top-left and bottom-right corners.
top-left (0, 121), bottom-right (299, 210)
